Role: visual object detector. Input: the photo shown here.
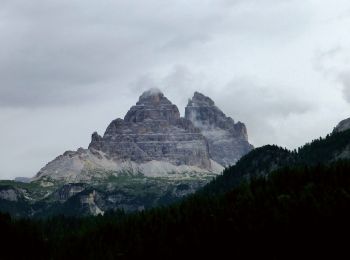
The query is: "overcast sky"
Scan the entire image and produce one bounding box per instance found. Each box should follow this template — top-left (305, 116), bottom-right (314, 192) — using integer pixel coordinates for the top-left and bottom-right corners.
top-left (1, 0), bottom-right (350, 179)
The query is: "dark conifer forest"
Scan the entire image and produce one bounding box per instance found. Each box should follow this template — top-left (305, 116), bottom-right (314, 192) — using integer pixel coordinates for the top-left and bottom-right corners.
top-left (1, 160), bottom-right (350, 259)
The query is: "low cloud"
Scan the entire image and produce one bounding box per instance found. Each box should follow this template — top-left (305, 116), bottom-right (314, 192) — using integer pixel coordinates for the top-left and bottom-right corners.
top-left (338, 72), bottom-right (350, 102)
top-left (313, 46), bottom-right (350, 104)
top-left (209, 78), bottom-right (315, 148)
top-left (0, 0), bottom-right (310, 108)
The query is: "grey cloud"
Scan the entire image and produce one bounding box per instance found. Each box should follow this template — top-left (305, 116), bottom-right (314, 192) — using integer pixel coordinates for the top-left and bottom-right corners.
top-left (0, 0), bottom-right (310, 108)
top-left (313, 47), bottom-right (350, 104)
top-left (221, 78), bottom-right (312, 117)
top-left (313, 46), bottom-right (343, 76)
top-left (209, 78), bottom-right (315, 147)
top-left (128, 65), bottom-right (210, 114)
top-left (338, 72), bottom-right (350, 103)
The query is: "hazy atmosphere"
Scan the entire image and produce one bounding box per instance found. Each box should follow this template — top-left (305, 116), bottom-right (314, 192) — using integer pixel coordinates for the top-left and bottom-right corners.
top-left (1, 0), bottom-right (350, 179)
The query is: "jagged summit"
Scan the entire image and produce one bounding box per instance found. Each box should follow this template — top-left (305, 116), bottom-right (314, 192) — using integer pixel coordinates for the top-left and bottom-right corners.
top-left (139, 88), bottom-right (164, 101)
top-left (188, 91), bottom-right (215, 107)
top-left (35, 89), bottom-right (253, 183)
top-left (185, 92), bottom-right (253, 166)
top-left (88, 89), bottom-right (210, 169)
top-left (36, 89), bottom-right (218, 183)
top-left (124, 88), bottom-right (180, 123)
top-left (186, 92), bottom-right (238, 131)
top-left (137, 89), bottom-right (169, 107)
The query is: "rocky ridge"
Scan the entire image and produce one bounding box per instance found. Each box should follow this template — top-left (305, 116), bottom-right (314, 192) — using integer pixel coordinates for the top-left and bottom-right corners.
top-left (89, 89), bottom-right (211, 169)
top-left (35, 89), bottom-right (225, 183)
top-left (185, 92), bottom-right (253, 166)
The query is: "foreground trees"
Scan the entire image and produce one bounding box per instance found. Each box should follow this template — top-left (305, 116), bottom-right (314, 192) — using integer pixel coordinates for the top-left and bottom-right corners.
top-left (1, 160), bottom-right (349, 259)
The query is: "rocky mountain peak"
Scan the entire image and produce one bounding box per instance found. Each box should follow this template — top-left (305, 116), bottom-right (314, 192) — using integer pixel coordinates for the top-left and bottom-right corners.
top-left (186, 92), bottom-right (236, 131)
top-left (87, 89), bottom-right (212, 170)
top-left (186, 92), bottom-right (253, 167)
top-left (36, 89), bottom-right (253, 184)
top-left (188, 91), bottom-right (215, 107)
top-left (138, 88), bottom-right (167, 105)
top-left (124, 88), bottom-right (180, 123)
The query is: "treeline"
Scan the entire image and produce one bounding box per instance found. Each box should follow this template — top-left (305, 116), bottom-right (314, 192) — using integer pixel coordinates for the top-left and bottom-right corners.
top-left (200, 145), bottom-right (294, 196)
top-left (296, 129), bottom-right (350, 163)
top-left (201, 129), bottom-right (350, 196)
top-left (1, 160), bottom-right (350, 259)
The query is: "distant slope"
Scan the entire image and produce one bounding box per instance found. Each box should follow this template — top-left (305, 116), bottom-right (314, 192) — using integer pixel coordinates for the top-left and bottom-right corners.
top-left (200, 145), bottom-right (294, 195)
top-left (296, 129), bottom-right (350, 164)
top-left (0, 175), bottom-right (214, 218)
top-left (200, 129), bottom-right (350, 196)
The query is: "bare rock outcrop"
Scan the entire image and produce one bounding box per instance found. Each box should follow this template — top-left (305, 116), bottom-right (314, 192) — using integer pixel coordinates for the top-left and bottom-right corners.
top-left (89, 89), bottom-right (211, 169)
top-left (185, 92), bottom-right (253, 167)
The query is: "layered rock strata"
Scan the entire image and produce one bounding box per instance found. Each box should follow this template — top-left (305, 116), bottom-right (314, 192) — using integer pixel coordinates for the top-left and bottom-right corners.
top-left (185, 92), bottom-right (253, 166)
top-left (35, 89), bottom-right (217, 182)
top-left (89, 89), bottom-right (211, 169)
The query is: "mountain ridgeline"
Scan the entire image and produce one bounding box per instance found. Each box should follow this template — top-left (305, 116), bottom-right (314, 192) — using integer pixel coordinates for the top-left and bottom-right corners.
top-left (37, 89), bottom-right (253, 183)
top-left (0, 89), bottom-right (253, 217)
top-left (185, 92), bottom-right (253, 166)
top-left (201, 128), bottom-right (350, 196)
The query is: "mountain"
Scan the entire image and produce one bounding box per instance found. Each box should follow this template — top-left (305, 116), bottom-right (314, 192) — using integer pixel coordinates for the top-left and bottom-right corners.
top-left (0, 89), bottom-right (252, 217)
top-left (334, 117), bottom-right (350, 133)
top-left (185, 92), bottom-right (253, 166)
top-left (35, 89), bottom-right (220, 183)
top-left (88, 89), bottom-right (212, 169)
top-left (201, 123), bottom-right (350, 196)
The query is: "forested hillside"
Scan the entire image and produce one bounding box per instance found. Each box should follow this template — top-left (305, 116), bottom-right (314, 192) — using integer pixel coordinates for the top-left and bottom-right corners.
top-left (201, 129), bottom-right (350, 196)
top-left (1, 160), bottom-right (349, 259)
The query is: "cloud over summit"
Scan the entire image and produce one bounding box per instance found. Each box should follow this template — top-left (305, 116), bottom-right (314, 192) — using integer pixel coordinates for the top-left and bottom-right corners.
top-left (1, 0), bottom-right (350, 178)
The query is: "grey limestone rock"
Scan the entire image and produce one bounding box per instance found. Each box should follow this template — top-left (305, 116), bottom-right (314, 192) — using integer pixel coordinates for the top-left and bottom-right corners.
top-left (89, 88), bottom-right (211, 169)
top-left (53, 183), bottom-right (86, 202)
top-left (35, 89), bottom-right (254, 184)
top-left (185, 92), bottom-right (253, 167)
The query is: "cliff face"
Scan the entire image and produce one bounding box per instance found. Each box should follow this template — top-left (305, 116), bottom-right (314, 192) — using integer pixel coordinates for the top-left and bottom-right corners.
top-left (36, 89), bottom-right (254, 183)
top-left (89, 89), bottom-right (211, 169)
top-left (36, 89), bottom-right (217, 183)
top-left (185, 92), bottom-right (253, 167)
